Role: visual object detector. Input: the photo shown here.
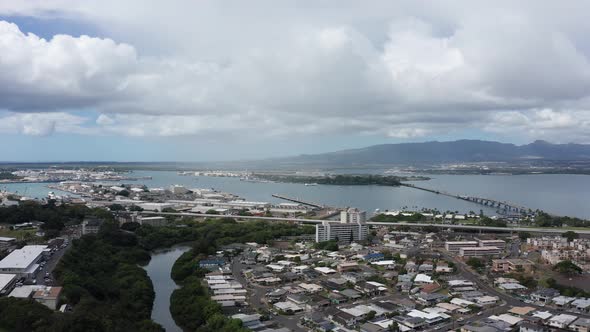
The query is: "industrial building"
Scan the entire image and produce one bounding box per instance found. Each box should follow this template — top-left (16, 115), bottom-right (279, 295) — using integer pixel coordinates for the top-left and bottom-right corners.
top-left (0, 245), bottom-right (47, 278)
top-left (0, 273), bottom-right (17, 295)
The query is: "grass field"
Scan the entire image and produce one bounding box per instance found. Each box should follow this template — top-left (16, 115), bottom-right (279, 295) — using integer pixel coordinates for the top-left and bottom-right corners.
top-left (0, 228), bottom-right (38, 240)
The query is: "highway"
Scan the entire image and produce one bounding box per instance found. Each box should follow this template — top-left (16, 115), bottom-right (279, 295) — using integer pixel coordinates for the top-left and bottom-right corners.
top-left (134, 211), bottom-right (590, 234)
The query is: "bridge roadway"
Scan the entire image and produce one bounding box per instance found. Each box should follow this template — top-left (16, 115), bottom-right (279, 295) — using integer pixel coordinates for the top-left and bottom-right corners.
top-left (400, 183), bottom-right (530, 213)
top-left (136, 211), bottom-right (590, 234)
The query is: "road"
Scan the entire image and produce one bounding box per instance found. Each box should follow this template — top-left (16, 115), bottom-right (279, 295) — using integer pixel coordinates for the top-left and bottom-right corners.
top-left (133, 211), bottom-right (590, 235)
top-left (34, 242), bottom-right (70, 286)
top-left (231, 255), bottom-right (307, 332)
top-left (440, 250), bottom-right (590, 321)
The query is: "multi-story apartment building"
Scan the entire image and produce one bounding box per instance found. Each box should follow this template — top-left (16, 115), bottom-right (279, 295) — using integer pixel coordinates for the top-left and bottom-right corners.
top-left (316, 208), bottom-right (368, 244)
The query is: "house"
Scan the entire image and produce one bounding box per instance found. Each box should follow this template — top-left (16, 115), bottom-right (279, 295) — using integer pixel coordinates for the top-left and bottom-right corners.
top-left (325, 292), bottom-right (347, 304)
top-left (475, 296), bottom-right (499, 306)
top-left (572, 298), bottom-right (590, 313)
top-left (274, 301), bottom-right (303, 313)
top-left (361, 322), bottom-right (386, 332)
top-left (266, 288), bottom-right (287, 302)
top-left (532, 311), bottom-right (553, 322)
top-left (356, 281), bottom-right (387, 296)
top-left (9, 285), bottom-right (62, 310)
top-left (552, 295), bottom-right (576, 308)
top-left (508, 307), bottom-right (536, 317)
top-left (571, 318), bottom-right (590, 332)
top-left (315, 267), bottom-right (337, 275)
top-left (415, 292), bottom-right (448, 305)
top-left (232, 314), bottom-right (264, 330)
top-left (299, 283), bottom-right (323, 294)
top-left (418, 263), bottom-right (434, 274)
top-left (407, 309), bottom-right (447, 325)
top-left (492, 259), bottom-right (534, 274)
top-left (199, 259), bottom-right (225, 270)
top-left (329, 310), bottom-right (357, 328)
top-left (342, 272), bottom-right (365, 284)
top-left (490, 314), bottom-right (523, 326)
top-left (371, 260), bottom-right (396, 270)
top-left (81, 217), bottom-right (103, 235)
top-left (548, 314), bottom-right (578, 329)
top-left (405, 261), bottom-right (418, 273)
top-left (461, 325), bottom-right (504, 332)
top-left (435, 263), bottom-right (454, 273)
top-left (414, 274), bottom-right (433, 284)
top-left (325, 277), bottom-right (348, 290)
top-left (393, 316), bottom-right (426, 330)
top-left (530, 288), bottom-right (560, 304)
top-left (520, 322), bottom-right (549, 332)
top-left (338, 261), bottom-right (359, 272)
top-left (340, 288), bottom-right (362, 300)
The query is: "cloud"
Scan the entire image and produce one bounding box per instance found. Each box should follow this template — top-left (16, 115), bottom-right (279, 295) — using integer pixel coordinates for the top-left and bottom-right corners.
top-left (0, 112), bottom-right (88, 136)
top-left (1, 1), bottom-right (590, 144)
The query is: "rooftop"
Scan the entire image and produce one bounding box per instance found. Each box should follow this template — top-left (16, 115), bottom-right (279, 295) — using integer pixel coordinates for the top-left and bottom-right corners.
top-left (0, 245), bottom-right (46, 269)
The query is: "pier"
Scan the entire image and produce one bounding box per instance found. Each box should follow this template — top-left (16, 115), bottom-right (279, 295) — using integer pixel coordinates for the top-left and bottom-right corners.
top-left (272, 194), bottom-right (325, 209)
top-left (401, 183), bottom-right (531, 214)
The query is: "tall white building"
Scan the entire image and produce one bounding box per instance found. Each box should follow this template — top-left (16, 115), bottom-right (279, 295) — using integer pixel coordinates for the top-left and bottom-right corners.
top-left (340, 208), bottom-right (366, 224)
top-left (316, 208), bottom-right (368, 243)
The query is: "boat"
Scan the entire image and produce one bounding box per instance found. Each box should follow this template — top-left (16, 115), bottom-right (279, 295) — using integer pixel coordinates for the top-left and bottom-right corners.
top-left (304, 183), bottom-right (318, 186)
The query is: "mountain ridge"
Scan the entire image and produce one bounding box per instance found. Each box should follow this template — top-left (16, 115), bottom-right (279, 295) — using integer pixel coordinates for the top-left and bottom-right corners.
top-left (269, 139), bottom-right (590, 166)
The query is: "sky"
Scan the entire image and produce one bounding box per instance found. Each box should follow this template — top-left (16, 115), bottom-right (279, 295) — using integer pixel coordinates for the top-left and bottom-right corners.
top-left (1, 1), bottom-right (590, 161)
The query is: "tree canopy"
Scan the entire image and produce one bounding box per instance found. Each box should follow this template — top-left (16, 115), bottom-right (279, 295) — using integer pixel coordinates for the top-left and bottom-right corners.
top-left (553, 260), bottom-right (582, 275)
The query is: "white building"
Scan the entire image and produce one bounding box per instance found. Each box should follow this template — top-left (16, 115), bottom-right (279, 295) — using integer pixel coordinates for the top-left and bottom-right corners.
top-left (316, 208), bottom-right (368, 243)
top-left (169, 185), bottom-right (190, 194)
top-left (316, 220), bottom-right (368, 243)
top-left (459, 246), bottom-right (501, 257)
top-left (0, 245), bottom-right (47, 278)
top-left (340, 208), bottom-right (367, 223)
top-left (0, 273), bottom-right (17, 295)
top-left (138, 216), bottom-right (168, 227)
top-left (445, 241), bottom-right (478, 253)
top-left (478, 239), bottom-right (506, 249)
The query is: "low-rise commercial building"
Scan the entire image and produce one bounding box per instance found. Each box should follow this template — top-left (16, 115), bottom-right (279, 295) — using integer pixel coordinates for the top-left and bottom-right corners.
top-left (459, 246), bottom-right (501, 257)
top-left (0, 245), bottom-right (47, 278)
top-left (445, 241), bottom-right (478, 253)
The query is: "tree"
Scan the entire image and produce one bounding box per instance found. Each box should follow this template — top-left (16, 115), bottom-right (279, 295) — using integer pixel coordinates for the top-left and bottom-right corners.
top-left (518, 232), bottom-right (531, 241)
top-left (117, 189), bottom-right (130, 197)
top-left (108, 204), bottom-right (125, 211)
top-left (562, 231), bottom-right (579, 242)
top-left (553, 260), bottom-right (582, 275)
top-left (388, 322), bottom-right (399, 332)
top-left (466, 257), bottom-right (485, 271)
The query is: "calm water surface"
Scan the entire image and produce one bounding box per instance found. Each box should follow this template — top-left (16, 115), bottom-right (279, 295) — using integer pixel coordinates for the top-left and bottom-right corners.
top-left (143, 246), bottom-right (190, 332)
top-left (2, 171), bottom-right (589, 218)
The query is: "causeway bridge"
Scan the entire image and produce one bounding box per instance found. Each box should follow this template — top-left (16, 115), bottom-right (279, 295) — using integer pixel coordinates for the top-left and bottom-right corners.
top-left (400, 183), bottom-right (531, 214)
top-left (271, 194), bottom-right (325, 209)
